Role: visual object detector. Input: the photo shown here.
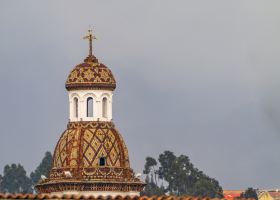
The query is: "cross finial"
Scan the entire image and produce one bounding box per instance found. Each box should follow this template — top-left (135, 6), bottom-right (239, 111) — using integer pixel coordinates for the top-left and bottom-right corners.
top-left (83, 28), bottom-right (97, 57)
top-left (83, 28), bottom-right (98, 63)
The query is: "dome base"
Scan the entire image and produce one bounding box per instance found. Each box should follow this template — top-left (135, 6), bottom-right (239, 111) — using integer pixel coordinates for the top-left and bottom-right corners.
top-left (35, 180), bottom-right (145, 195)
top-left (45, 191), bottom-right (140, 197)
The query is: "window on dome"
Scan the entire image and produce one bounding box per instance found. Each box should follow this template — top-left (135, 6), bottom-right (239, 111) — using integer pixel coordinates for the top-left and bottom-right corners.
top-left (87, 97), bottom-right (93, 117)
top-left (99, 157), bottom-right (106, 166)
top-left (74, 97), bottom-right (78, 118)
top-left (102, 97), bottom-right (108, 118)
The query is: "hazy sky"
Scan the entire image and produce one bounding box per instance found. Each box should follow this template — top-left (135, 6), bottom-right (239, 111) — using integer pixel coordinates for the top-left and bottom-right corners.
top-left (0, 0), bottom-right (280, 190)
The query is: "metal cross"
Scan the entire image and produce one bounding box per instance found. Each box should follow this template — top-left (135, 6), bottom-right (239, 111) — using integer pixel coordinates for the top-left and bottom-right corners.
top-left (83, 28), bottom-right (97, 56)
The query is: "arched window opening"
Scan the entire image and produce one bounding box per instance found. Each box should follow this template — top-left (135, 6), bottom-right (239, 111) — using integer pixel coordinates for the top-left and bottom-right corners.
top-left (99, 157), bottom-right (106, 166)
top-left (74, 97), bottom-right (78, 118)
top-left (102, 97), bottom-right (108, 118)
top-left (87, 97), bottom-right (93, 117)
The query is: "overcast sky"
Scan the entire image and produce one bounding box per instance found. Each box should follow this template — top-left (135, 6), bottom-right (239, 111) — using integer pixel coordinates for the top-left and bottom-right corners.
top-left (1, 0), bottom-right (280, 190)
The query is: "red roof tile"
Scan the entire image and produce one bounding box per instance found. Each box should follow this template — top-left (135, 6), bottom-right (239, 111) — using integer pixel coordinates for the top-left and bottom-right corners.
top-left (0, 193), bottom-right (255, 200)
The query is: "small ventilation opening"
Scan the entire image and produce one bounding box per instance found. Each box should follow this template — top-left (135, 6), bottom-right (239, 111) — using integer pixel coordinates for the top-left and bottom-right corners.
top-left (99, 157), bottom-right (106, 166)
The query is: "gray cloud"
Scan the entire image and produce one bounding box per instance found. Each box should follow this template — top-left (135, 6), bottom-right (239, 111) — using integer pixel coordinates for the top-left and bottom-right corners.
top-left (0, 0), bottom-right (280, 190)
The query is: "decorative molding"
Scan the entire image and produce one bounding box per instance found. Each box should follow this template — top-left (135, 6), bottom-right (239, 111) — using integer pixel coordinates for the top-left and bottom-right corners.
top-left (36, 181), bottom-right (145, 193)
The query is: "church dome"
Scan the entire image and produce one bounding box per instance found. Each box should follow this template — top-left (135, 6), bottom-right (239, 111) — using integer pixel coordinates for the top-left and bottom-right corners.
top-left (36, 121), bottom-right (144, 194)
top-left (52, 121), bottom-right (130, 170)
top-left (65, 55), bottom-right (116, 91)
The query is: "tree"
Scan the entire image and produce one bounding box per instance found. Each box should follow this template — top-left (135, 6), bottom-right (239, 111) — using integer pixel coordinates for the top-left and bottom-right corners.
top-left (144, 157), bottom-right (157, 175)
top-left (191, 175), bottom-right (223, 198)
top-left (143, 157), bottom-right (158, 185)
top-left (1, 164), bottom-right (32, 193)
top-left (30, 152), bottom-right (52, 185)
top-left (158, 153), bottom-right (195, 195)
top-left (142, 151), bottom-right (223, 198)
top-left (241, 188), bottom-right (258, 200)
top-left (141, 157), bottom-right (165, 196)
top-left (141, 175), bottom-right (165, 196)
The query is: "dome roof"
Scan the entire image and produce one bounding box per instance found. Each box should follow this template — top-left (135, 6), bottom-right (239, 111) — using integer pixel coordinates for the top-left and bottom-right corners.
top-left (36, 121), bottom-right (144, 193)
top-left (65, 55), bottom-right (116, 91)
top-left (53, 121), bottom-right (130, 171)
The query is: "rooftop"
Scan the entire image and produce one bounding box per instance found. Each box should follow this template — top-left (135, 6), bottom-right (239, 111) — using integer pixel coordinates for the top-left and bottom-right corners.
top-left (0, 194), bottom-right (251, 200)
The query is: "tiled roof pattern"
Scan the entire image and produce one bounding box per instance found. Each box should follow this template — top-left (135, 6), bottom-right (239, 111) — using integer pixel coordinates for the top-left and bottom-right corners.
top-left (36, 121), bottom-right (144, 194)
top-left (0, 194), bottom-right (252, 200)
top-left (65, 61), bottom-right (116, 91)
top-left (52, 121), bottom-right (130, 169)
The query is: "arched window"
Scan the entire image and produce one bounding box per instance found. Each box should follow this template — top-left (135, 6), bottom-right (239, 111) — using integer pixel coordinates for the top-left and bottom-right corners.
top-left (99, 157), bottom-right (106, 166)
top-left (102, 97), bottom-right (108, 118)
top-left (74, 97), bottom-right (78, 118)
top-left (87, 97), bottom-right (93, 117)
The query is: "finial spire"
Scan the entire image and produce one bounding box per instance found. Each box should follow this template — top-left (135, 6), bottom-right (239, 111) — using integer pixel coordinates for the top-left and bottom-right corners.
top-left (83, 28), bottom-right (98, 63)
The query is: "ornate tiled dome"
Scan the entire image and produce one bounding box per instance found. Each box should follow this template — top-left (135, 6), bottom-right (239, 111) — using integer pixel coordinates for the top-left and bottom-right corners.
top-left (36, 121), bottom-right (144, 194)
top-left (53, 121), bottom-right (130, 170)
top-left (65, 55), bottom-right (116, 91)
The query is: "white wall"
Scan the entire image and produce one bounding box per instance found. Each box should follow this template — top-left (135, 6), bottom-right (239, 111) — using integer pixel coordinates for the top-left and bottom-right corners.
top-left (68, 90), bottom-right (113, 122)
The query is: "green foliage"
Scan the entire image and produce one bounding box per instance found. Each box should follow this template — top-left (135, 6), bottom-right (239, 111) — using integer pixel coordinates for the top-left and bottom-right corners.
top-left (143, 157), bottom-right (157, 174)
top-left (158, 152), bottom-right (194, 195)
top-left (191, 175), bottom-right (223, 198)
top-left (0, 151), bottom-right (52, 193)
top-left (141, 157), bottom-right (165, 196)
top-left (30, 152), bottom-right (52, 185)
top-left (141, 175), bottom-right (165, 196)
top-left (142, 151), bottom-right (223, 198)
top-left (241, 188), bottom-right (258, 200)
top-left (1, 164), bottom-right (32, 193)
